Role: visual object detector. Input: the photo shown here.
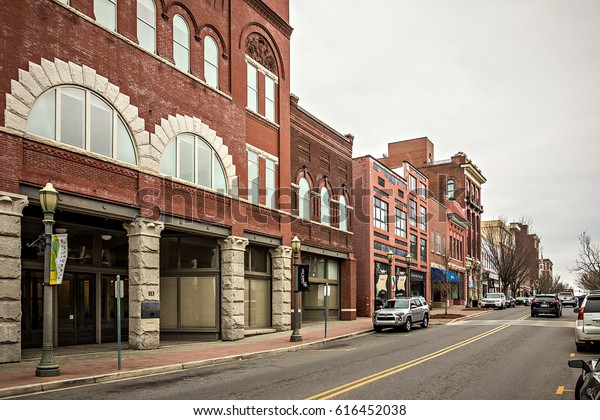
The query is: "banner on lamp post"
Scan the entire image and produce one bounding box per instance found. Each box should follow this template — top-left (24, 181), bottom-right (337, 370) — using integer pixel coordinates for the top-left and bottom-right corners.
top-left (50, 234), bottom-right (68, 285)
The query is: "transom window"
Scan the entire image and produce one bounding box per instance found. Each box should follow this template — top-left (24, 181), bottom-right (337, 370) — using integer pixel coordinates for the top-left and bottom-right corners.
top-left (27, 86), bottom-right (137, 165)
top-left (160, 133), bottom-right (227, 193)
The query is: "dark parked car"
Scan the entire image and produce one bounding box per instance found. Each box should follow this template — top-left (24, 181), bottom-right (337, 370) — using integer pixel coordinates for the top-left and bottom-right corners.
top-left (568, 358), bottom-right (600, 400)
top-left (531, 294), bottom-right (562, 317)
top-left (505, 296), bottom-right (516, 308)
top-left (515, 296), bottom-right (530, 306)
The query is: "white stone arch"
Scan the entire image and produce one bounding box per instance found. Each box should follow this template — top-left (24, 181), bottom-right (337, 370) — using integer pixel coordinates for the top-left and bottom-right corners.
top-left (4, 58), bottom-right (155, 170)
top-left (152, 114), bottom-right (238, 196)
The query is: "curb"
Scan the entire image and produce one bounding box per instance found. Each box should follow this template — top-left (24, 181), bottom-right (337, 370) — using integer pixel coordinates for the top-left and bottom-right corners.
top-left (0, 329), bottom-right (375, 399)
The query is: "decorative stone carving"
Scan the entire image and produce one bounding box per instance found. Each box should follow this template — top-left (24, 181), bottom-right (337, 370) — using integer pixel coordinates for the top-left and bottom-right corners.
top-left (245, 33), bottom-right (277, 74)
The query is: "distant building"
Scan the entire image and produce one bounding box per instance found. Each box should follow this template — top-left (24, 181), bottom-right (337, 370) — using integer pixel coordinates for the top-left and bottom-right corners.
top-left (381, 137), bottom-right (486, 306)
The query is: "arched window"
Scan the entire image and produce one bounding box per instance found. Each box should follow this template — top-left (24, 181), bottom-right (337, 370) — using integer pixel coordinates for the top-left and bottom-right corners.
top-left (137, 0), bottom-right (156, 53)
top-left (95, 0), bottom-right (117, 31)
top-left (27, 86), bottom-right (137, 165)
top-left (321, 187), bottom-right (330, 226)
top-left (298, 178), bottom-right (310, 220)
top-left (173, 14), bottom-right (190, 72)
top-left (339, 195), bottom-right (347, 231)
top-left (446, 179), bottom-right (455, 200)
top-left (204, 36), bottom-right (219, 89)
top-left (160, 133), bottom-right (227, 193)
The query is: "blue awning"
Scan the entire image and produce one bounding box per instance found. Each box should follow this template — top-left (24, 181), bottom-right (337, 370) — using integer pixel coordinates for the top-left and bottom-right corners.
top-left (431, 267), bottom-right (461, 283)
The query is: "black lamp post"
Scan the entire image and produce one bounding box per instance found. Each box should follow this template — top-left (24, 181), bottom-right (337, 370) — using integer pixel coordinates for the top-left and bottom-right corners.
top-left (405, 253), bottom-right (413, 298)
top-left (386, 250), bottom-right (394, 300)
top-left (36, 182), bottom-right (60, 377)
top-left (290, 235), bottom-right (302, 342)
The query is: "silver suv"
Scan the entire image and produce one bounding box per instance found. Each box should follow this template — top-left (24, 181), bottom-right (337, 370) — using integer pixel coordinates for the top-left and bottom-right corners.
top-left (558, 291), bottom-right (577, 307)
top-left (574, 292), bottom-right (600, 352)
top-left (372, 297), bottom-right (430, 332)
top-left (480, 292), bottom-right (506, 309)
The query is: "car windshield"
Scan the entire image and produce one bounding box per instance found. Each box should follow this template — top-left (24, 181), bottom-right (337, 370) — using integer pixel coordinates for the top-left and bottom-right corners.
top-left (535, 296), bottom-right (555, 301)
top-left (558, 293), bottom-right (572, 297)
top-left (384, 300), bottom-right (410, 309)
top-left (486, 293), bottom-right (502, 299)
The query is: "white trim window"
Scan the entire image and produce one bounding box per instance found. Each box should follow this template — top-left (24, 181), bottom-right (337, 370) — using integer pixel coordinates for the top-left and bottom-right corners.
top-left (204, 36), bottom-right (219, 89)
top-left (298, 177), bottom-right (310, 220)
top-left (447, 179), bottom-right (455, 200)
top-left (409, 200), bottom-right (417, 226)
top-left (266, 158), bottom-right (276, 208)
top-left (339, 195), bottom-right (347, 231)
top-left (160, 133), bottom-right (227, 193)
top-left (265, 75), bottom-right (276, 122)
top-left (247, 150), bottom-right (259, 203)
top-left (27, 86), bottom-right (137, 165)
top-left (173, 14), bottom-right (190, 72)
top-left (247, 63), bottom-right (258, 113)
top-left (321, 187), bottom-right (330, 226)
top-left (137, 0), bottom-right (156, 54)
top-left (94, 0), bottom-right (117, 31)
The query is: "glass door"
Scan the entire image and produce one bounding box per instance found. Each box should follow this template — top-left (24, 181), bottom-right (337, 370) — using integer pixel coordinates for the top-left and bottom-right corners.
top-left (21, 270), bottom-right (44, 348)
top-left (57, 273), bottom-right (96, 346)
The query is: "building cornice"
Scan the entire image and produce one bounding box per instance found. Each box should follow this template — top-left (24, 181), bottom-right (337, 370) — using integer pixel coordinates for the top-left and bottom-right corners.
top-left (244, 0), bottom-right (293, 39)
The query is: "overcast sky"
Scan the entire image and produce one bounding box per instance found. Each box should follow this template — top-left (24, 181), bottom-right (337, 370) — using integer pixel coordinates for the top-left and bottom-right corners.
top-left (289, 0), bottom-right (600, 289)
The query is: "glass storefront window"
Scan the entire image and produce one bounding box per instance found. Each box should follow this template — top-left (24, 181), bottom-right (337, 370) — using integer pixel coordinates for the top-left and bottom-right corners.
top-left (244, 245), bottom-right (271, 328)
top-left (180, 237), bottom-right (218, 269)
top-left (180, 276), bottom-right (217, 328)
top-left (160, 276), bottom-right (178, 329)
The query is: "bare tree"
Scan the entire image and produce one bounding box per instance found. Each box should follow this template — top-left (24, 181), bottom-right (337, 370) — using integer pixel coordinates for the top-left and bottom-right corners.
top-left (547, 274), bottom-right (569, 293)
top-left (571, 231), bottom-right (600, 290)
top-left (482, 217), bottom-right (539, 297)
top-left (432, 239), bottom-right (460, 315)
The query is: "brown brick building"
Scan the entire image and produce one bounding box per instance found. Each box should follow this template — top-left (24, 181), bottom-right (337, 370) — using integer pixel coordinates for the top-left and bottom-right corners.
top-left (290, 95), bottom-right (356, 321)
top-left (0, 0), bottom-right (306, 363)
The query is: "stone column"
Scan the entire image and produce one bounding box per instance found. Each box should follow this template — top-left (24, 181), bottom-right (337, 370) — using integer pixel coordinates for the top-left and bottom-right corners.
top-left (124, 218), bottom-right (164, 350)
top-left (270, 246), bottom-right (292, 331)
top-left (0, 192), bottom-right (28, 363)
top-left (218, 236), bottom-right (248, 341)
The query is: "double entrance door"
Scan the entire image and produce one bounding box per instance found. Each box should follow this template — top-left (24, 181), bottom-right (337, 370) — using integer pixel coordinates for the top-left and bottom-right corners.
top-left (22, 270), bottom-right (128, 348)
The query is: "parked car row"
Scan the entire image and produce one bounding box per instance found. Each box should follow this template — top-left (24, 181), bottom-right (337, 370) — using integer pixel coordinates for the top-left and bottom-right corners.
top-left (570, 290), bottom-right (600, 400)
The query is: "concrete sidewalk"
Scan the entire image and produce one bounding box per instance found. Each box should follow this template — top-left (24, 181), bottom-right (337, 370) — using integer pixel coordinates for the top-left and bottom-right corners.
top-left (0, 305), bottom-right (486, 398)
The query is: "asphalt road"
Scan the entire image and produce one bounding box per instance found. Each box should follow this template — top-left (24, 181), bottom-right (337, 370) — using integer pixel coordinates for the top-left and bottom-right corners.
top-left (15, 306), bottom-right (591, 400)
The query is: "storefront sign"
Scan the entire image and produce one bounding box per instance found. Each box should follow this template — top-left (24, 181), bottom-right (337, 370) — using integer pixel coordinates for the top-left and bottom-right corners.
top-left (141, 301), bottom-right (160, 319)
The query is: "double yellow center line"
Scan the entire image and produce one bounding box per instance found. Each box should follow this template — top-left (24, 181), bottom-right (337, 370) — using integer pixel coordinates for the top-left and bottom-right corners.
top-left (307, 322), bottom-right (516, 400)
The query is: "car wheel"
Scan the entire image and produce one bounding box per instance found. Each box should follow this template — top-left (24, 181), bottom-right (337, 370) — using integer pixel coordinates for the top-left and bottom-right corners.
top-left (421, 314), bottom-right (429, 328)
top-left (403, 318), bottom-right (412, 332)
top-left (374, 325), bottom-right (383, 333)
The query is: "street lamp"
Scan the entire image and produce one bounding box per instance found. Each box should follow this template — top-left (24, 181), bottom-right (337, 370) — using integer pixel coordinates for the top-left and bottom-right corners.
top-left (290, 235), bottom-right (302, 342)
top-left (36, 182), bottom-right (60, 377)
top-left (386, 250), bottom-right (394, 300)
top-left (405, 253), bottom-right (413, 298)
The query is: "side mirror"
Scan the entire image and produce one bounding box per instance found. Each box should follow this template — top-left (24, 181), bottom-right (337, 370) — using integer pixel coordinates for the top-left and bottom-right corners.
top-left (568, 359), bottom-right (592, 373)
top-left (410, 303), bottom-right (417, 309)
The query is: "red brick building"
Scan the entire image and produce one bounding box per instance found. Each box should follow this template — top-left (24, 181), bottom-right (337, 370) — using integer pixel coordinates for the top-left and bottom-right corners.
top-left (352, 156), bottom-right (430, 317)
top-left (0, 0), bottom-right (301, 363)
top-left (381, 137), bottom-right (486, 306)
top-left (290, 95), bottom-right (356, 321)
